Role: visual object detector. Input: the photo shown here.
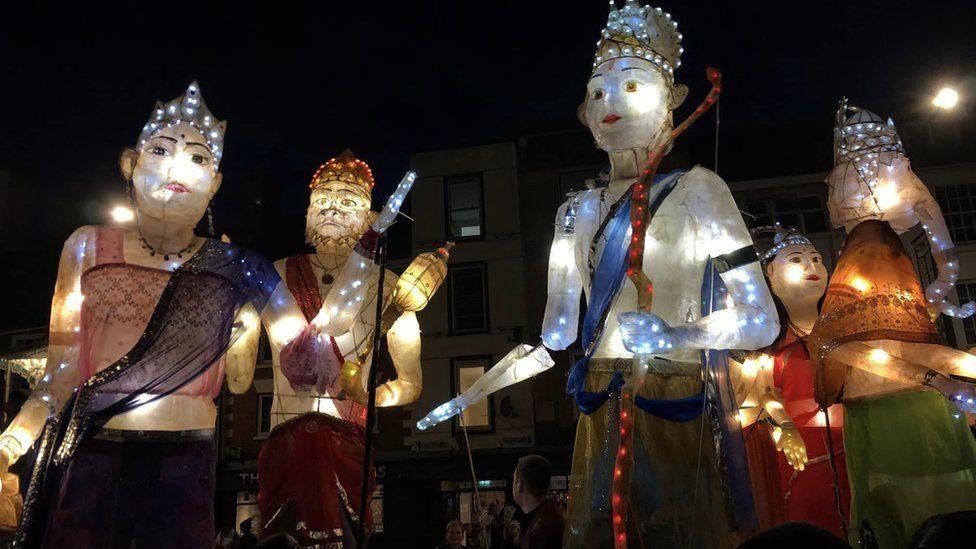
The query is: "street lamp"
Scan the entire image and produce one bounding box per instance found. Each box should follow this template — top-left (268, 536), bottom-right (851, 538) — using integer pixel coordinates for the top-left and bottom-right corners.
top-left (111, 205), bottom-right (135, 223)
top-left (933, 86), bottom-right (960, 110)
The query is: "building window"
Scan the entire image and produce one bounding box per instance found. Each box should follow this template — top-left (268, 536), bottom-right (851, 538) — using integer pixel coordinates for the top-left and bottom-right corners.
top-left (956, 281), bottom-right (976, 345)
top-left (257, 394), bottom-right (273, 436)
top-left (449, 264), bottom-right (489, 334)
top-left (258, 329), bottom-right (273, 364)
top-left (446, 174), bottom-right (484, 240)
top-left (235, 491), bottom-right (259, 535)
top-left (933, 184), bottom-right (976, 243)
top-left (742, 195), bottom-right (827, 233)
top-left (453, 356), bottom-right (493, 432)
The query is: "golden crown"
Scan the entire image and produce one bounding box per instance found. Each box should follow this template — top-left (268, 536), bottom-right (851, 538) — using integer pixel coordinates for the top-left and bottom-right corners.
top-left (309, 149), bottom-right (375, 200)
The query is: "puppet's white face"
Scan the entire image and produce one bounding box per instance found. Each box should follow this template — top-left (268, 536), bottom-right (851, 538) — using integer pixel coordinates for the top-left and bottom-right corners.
top-left (584, 57), bottom-right (672, 152)
top-left (129, 123), bottom-right (221, 226)
top-left (305, 180), bottom-right (372, 248)
top-left (766, 244), bottom-right (828, 306)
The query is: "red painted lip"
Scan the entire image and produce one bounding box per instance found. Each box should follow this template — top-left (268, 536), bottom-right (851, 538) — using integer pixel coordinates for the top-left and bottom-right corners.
top-left (602, 114), bottom-right (622, 125)
top-left (806, 275), bottom-right (821, 281)
top-left (163, 183), bottom-right (189, 194)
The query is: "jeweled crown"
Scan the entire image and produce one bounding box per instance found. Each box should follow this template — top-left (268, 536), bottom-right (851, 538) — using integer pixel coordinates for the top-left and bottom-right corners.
top-left (138, 81), bottom-right (227, 167)
top-left (309, 149), bottom-right (375, 201)
top-left (834, 97), bottom-right (903, 167)
top-left (593, 1), bottom-right (683, 80)
top-left (751, 224), bottom-right (814, 264)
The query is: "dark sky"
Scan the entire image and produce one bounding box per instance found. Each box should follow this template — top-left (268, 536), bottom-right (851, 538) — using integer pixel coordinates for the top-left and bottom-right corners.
top-left (1, 0), bottom-right (974, 329)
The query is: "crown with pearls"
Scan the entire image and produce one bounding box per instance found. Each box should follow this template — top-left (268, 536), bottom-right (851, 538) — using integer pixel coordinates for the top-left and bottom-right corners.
top-left (834, 97), bottom-right (904, 167)
top-left (751, 224), bottom-right (814, 264)
top-left (309, 149), bottom-right (375, 201)
top-left (593, 1), bottom-right (683, 80)
top-left (138, 81), bottom-right (227, 167)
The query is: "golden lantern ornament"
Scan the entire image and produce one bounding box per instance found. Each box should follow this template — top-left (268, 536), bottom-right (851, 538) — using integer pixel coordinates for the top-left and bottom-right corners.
top-left (394, 242), bottom-right (454, 312)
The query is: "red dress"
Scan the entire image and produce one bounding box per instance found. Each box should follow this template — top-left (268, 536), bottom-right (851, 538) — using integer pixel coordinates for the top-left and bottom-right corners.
top-left (770, 328), bottom-right (851, 537)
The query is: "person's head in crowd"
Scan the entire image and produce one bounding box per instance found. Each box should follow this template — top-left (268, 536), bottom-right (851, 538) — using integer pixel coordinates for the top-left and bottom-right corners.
top-left (240, 518), bottom-right (254, 537)
top-left (910, 511), bottom-right (976, 548)
top-left (737, 522), bottom-right (849, 548)
top-left (444, 519), bottom-right (464, 549)
top-left (513, 455), bottom-right (552, 513)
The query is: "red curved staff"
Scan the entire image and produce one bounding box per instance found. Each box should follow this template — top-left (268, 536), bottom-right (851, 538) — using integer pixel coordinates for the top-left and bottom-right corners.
top-left (613, 68), bottom-right (722, 549)
top-left (627, 68), bottom-right (723, 311)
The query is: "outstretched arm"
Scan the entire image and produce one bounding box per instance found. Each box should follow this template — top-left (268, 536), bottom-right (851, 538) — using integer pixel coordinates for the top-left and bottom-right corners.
top-left (677, 170), bottom-right (779, 351)
top-left (0, 227), bottom-right (95, 467)
top-left (910, 173), bottom-right (974, 318)
top-left (541, 197), bottom-right (584, 350)
top-left (830, 341), bottom-right (976, 412)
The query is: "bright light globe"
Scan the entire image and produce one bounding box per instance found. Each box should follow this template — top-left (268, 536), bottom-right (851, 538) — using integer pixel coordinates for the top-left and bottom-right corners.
top-left (933, 87), bottom-right (959, 110)
top-left (110, 205), bottom-right (135, 223)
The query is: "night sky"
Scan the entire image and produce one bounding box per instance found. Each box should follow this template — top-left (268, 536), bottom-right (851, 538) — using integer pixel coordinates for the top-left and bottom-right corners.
top-left (1, 0), bottom-right (974, 329)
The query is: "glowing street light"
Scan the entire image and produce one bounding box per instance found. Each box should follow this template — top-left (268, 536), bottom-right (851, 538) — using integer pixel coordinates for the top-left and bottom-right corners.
top-left (933, 86), bottom-right (960, 110)
top-left (111, 205), bottom-right (135, 223)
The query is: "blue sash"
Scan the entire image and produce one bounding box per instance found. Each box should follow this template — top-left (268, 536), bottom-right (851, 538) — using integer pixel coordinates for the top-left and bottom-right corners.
top-left (566, 171), bottom-right (691, 416)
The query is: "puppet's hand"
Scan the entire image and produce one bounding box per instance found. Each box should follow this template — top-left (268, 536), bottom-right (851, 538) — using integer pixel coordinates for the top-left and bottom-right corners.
top-left (337, 360), bottom-right (369, 405)
top-left (617, 311), bottom-right (675, 354)
top-left (773, 424), bottom-right (808, 472)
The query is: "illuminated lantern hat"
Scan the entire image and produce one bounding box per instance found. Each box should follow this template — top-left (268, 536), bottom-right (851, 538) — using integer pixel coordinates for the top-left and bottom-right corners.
top-left (834, 97), bottom-right (905, 184)
top-left (309, 149), bottom-right (375, 203)
top-left (593, 0), bottom-right (684, 81)
top-left (138, 81), bottom-right (227, 168)
top-left (751, 223), bottom-right (814, 264)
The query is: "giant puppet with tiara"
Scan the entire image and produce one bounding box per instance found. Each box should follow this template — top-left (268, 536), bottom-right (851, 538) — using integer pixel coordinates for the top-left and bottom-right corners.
top-left (805, 99), bottom-right (976, 547)
top-left (0, 82), bottom-right (352, 547)
top-left (417, 2), bottom-right (780, 547)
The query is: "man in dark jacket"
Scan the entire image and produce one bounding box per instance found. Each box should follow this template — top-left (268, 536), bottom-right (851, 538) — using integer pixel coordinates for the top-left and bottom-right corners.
top-left (513, 455), bottom-right (563, 549)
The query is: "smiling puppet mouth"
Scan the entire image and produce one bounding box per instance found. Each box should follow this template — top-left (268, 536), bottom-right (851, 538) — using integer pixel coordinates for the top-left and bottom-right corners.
top-left (602, 114), bottom-right (622, 125)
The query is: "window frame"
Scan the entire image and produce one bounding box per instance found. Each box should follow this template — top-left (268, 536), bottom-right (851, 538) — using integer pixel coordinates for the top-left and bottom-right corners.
top-left (444, 172), bottom-right (487, 242)
top-left (954, 279), bottom-right (976, 346)
top-left (933, 183), bottom-right (976, 244)
top-left (741, 193), bottom-right (829, 234)
top-left (447, 262), bottom-right (490, 335)
top-left (256, 393), bottom-right (274, 437)
top-left (450, 355), bottom-right (495, 434)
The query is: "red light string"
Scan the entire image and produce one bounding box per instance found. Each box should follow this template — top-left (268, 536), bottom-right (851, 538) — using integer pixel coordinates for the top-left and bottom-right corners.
top-left (614, 69), bottom-right (723, 549)
top-left (626, 68), bottom-right (723, 312)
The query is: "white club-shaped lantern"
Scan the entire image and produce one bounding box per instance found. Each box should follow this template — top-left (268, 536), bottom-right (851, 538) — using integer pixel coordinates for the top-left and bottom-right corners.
top-left (416, 344), bottom-right (554, 430)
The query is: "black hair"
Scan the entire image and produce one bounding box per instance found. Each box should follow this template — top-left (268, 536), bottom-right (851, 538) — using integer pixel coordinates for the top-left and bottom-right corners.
top-left (515, 454), bottom-right (552, 498)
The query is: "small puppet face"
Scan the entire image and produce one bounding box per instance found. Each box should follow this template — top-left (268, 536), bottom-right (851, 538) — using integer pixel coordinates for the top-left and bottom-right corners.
top-left (121, 122), bottom-right (222, 227)
top-left (766, 244), bottom-right (828, 306)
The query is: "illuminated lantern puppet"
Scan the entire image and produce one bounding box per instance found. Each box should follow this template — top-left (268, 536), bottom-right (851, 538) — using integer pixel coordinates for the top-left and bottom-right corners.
top-left (550, 2), bottom-right (777, 547)
top-left (0, 82), bottom-right (333, 547)
top-left (733, 226), bottom-right (849, 537)
top-left (807, 99), bottom-right (976, 547)
top-left (258, 150), bottom-right (446, 546)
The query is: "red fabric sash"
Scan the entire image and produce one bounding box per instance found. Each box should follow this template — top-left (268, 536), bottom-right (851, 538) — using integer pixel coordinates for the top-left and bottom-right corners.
top-left (285, 255), bottom-right (323, 323)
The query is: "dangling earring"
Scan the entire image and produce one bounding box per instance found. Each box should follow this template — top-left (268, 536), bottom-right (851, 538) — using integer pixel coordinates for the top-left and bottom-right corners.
top-left (207, 201), bottom-right (215, 237)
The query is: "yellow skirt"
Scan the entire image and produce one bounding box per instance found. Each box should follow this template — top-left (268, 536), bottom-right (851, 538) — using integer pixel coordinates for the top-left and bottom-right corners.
top-left (563, 358), bottom-right (734, 548)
